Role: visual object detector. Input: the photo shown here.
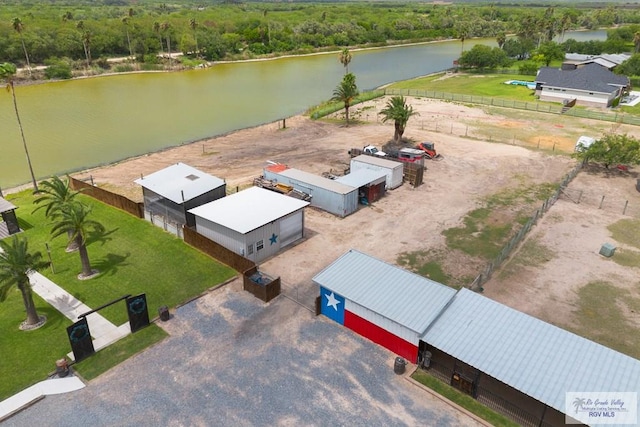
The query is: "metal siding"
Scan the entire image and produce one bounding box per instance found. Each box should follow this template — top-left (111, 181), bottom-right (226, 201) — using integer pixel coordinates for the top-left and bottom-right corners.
top-left (264, 169), bottom-right (358, 217)
top-left (279, 211), bottom-right (303, 247)
top-left (244, 221), bottom-right (278, 263)
top-left (312, 250), bottom-right (456, 333)
top-left (346, 299), bottom-right (418, 345)
top-left (344, 311), bottom-right (418, 363)
top-left (194, 217), bottom-right (249, 260)
top-left (320, 286), bottom-right (345, 325)
top-left (350, 158), bottom-right (403, 190)
top-left (422, 288), bottom-right (640, 415)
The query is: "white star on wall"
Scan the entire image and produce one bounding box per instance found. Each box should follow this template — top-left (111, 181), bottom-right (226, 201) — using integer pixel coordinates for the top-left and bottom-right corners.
top-left (325, 292), bottom-right (340, 311)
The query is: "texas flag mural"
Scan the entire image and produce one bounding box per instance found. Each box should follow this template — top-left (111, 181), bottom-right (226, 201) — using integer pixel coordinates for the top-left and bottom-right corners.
top-left (320, 286), bottom-right (345, 325)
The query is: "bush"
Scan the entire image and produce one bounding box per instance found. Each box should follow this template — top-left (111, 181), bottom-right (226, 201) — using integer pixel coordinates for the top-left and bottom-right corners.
top-left (114, 64), bottom-right (134, 73)
top-left (518, 61), bottom-right (539, 75)
top-left (95, 57), bottom-right (110, 70)
top-left (43, 58), bottom-right (72, 79)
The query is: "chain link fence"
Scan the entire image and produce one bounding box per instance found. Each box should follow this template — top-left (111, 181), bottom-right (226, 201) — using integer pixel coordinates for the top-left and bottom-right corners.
top-left (559, 187), bottom-right (640, 217)
top-left (468, 163), bottom-right (583, 292)
top-left (384, 89), bottom-right (640, 126)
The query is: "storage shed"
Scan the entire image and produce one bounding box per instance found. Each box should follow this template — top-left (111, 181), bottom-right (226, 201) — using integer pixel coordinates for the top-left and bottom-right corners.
top-left (0, 197), bottom-right (20, 238)
top-left (350, 155), bottom-right (403, 190)
top-left (188, 186), bottom-right (309, 263)
top-left (334, 169), bottom-right (387, 204)
top-left (313, 250), bottom-right (457, 362)
top-left (135, 163), bottom-right (226, 231)
top-left (263, 165), bottom-right (358, 217)
top-left (420, 288), bottom-right (640, 426)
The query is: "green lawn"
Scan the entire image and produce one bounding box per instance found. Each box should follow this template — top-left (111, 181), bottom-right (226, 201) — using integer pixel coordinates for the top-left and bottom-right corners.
top-left (411, 370), bottom-right (519, 427)
top-left (387, 72), bottom-right (538, 102)
top-left (0, 191), bottom-right (236, 400)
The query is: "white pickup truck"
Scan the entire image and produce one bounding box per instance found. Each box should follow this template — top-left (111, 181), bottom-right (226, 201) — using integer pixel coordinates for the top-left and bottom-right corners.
top-left (358, 145), bottom-right (387, 157)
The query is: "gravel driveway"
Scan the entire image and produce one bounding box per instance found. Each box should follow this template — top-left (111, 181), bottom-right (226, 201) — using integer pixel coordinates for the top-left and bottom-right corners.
top-left (6, 280), bottom-right (482, 427)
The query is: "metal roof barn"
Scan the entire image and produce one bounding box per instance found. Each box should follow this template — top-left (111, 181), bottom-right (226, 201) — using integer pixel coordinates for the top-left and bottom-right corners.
top-left (188, 186), bottom-right (309, 263)
top-left (263, 166), bottom-right (358, 217)
top-left (350, 155), bottom-right (404, 190)
top-left (134, 163), bottom-right (226, 233)
top-left (421, 288), bottom-right (640, 419)
top-left (313, 249), bottom-right (456, 362)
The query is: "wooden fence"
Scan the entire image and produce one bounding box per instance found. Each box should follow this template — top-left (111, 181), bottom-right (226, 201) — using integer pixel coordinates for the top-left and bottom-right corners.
top-left (242, 265), bottom-right (281, 302)
top-left (468, 163), bottom-right (583, 292)
top-left (183, 226), bottom-right (255, 273)
top-left (70, 177), bottom-right (144, 218)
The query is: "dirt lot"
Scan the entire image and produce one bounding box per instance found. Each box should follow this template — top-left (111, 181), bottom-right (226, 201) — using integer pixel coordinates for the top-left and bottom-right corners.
top-left (72, 97), bottom-right (640, 356)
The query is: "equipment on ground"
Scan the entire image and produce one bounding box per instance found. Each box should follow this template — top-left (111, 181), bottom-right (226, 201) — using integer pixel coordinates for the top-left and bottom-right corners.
top-left (416, 142), bottom-right (443, 160)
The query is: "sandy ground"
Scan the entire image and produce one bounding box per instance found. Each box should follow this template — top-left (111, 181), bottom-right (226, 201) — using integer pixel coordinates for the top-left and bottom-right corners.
top-left (70, 97), bottom-right (640, 347)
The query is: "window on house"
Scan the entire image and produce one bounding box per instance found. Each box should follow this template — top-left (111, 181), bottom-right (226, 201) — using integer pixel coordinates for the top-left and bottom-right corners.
top-left (257, 240), bottom-right (264, 251)
top-left (247, 244), bottom-right (254, 255)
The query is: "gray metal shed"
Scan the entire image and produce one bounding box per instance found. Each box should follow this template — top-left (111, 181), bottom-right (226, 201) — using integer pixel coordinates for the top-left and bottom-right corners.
top-left (263, 165), bottom-right (358, 217)
top-left (0, 197), bottom-right (20, 238)
top-left (188, 186), bottom-right (309, 263)
top-left (421, 288), bottom-right (640, 425)
top-left (350, 155), bottom-right (404, 190)
top-left (135, 162), bottom-right (226, 230)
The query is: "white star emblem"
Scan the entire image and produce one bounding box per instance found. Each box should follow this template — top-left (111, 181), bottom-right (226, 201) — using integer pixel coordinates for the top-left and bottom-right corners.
top-left (325, 292), bottom-right (340, 311)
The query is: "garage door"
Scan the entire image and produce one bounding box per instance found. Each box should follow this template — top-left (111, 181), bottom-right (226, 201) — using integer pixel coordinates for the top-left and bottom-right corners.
top-left (280, 211), bottom-right (303, 247)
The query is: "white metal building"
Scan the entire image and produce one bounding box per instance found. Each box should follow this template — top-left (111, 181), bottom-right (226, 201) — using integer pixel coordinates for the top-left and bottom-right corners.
top-left (313, 249), bottom-right (457, 363)
top-left (135, 163), bottom-right (226, 234)
top-left (350, 155), bottom-right (404, 190)
top-left (188, 186), bottom-right (309, 263)
top-left (263, 165), bottom-right (358, 217)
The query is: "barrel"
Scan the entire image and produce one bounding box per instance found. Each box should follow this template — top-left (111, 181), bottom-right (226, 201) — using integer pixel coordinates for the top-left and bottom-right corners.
top-left (394, 357), bottom-right (406, 375)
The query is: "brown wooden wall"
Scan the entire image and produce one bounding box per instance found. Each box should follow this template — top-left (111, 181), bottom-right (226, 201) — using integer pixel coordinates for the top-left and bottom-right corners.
top-left (70, 177), bottom-right (144, 218)
top-left (242, 270), bottom-right (281, 303)
top-left (183, 226), bottom-right (256, 273)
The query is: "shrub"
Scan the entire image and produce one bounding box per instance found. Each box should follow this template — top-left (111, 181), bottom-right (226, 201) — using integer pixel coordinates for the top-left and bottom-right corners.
top-left (43, 58), bottom-right (72, 79)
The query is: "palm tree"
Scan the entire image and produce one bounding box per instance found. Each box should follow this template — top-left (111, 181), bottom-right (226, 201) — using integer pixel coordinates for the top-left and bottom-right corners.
top-left (33, 176), bottom-right (80, 250)
top-left (496, 32), bottom-right (506, 49)
top-left (634, 32), bottom-right (640, 54)
top-left (379, 95), bottom-right (419, 143)
top-left (161, 22), bottom-right (172, 68)
top-left (76, 21), bottom-right (92, 68)
top-left (153, 21), bottom-right (164, 58)
top-left (0, 236), bottom-right (50, 329)
top-left (190, 18), bottom-right (199, 58)
top-left (12, 18), bottom-right (31, 76)
top-left (331, 73), bottom-right (358, 127)
top-left (338, 48), bottom-right (352, 74)
top-left (122, 17), bottom-right (134, 59)
top-left (0, 62), bottom-right (38, 192)
top-left (61, 11), bottom-right (73, 22)
top-left (50, 201), bottom-right (104, 279)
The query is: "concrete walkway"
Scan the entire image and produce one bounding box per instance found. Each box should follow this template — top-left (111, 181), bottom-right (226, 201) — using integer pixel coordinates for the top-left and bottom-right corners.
top-left (0, 271), bottom-right (131, 421)
top-left (28, 272), bottom-right (131, 358)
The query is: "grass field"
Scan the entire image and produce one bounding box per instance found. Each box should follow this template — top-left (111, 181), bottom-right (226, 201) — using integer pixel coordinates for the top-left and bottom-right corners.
top-left (0, 191), bottom-right (236, 400)
top-left (387, 73), bottom-right (538, 102)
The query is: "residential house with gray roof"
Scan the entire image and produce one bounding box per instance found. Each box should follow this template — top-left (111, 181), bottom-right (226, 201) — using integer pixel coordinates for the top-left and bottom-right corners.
top-left (535, 63), bottom-right (629, 108)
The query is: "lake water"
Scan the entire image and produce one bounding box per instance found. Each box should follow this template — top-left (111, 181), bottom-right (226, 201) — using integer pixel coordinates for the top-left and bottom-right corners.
top-left (0, 30), bottom-right (607, 188)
